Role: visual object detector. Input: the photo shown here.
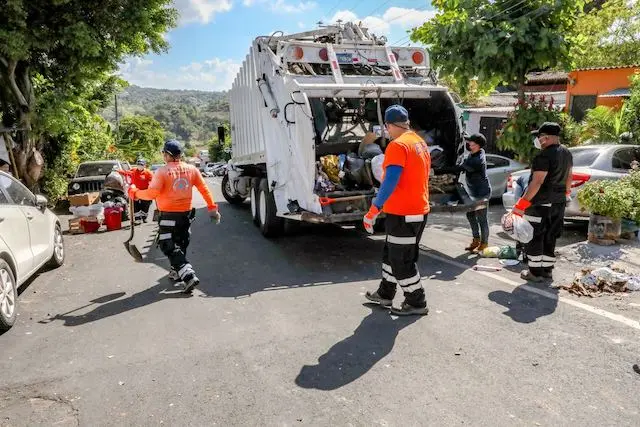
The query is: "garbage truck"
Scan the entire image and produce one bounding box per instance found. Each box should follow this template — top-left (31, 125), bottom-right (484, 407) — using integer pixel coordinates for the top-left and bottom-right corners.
top-left (222, 22), bottom-right (476, 237)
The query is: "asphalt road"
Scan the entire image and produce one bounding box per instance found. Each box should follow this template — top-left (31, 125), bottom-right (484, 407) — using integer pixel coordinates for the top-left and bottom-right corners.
top-left (1, 179), bottom-right (639, 426)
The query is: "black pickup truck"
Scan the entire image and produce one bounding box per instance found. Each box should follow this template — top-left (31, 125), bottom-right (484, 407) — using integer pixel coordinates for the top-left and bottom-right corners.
top-left (67, 160), bottom-right (131, 196)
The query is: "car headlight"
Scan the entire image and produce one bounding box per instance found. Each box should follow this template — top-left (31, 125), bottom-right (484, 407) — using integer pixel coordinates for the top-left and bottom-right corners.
top-left (72, 183), bottom-right (80, 190)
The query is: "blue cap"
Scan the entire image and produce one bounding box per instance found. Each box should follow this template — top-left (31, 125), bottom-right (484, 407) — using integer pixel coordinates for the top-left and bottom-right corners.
top-left (163, 140), bottom-right (183, 157)
top-left (384, 105), bottom-right (409, 124)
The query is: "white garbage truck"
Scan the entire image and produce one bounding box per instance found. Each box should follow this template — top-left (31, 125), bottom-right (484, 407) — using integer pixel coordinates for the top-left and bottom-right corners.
top-left (222, 23), bottom-right (475, 237)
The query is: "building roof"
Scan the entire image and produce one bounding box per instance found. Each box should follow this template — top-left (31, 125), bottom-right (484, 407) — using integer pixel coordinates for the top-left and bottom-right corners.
top-left (598, 88), bottom-right (632, 98)
top-left (525, 71), bottom-right (569, 84)
top-left (575, 64), bottom-right (640, 71)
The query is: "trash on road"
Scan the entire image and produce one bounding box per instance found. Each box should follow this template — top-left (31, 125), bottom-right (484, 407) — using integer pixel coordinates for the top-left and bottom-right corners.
top-left (555, 266), bottom-right (640, 296)
top-left (501, 212), bottom-right (534, 243)
top-left (472, 265), bottom-right (503, 272)
top-left (481, 245), bottom-right (518, 260)
top-left (500, 259), bottom-right (520, 267)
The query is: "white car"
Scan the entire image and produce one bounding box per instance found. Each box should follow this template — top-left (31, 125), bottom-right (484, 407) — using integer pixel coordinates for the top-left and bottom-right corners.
top-left (0, 171), bottom-right (65, 332)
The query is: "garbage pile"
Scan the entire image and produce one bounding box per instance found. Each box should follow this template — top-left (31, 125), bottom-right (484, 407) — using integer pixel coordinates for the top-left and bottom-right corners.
top-left (556, 266), bottom-right (640, 297)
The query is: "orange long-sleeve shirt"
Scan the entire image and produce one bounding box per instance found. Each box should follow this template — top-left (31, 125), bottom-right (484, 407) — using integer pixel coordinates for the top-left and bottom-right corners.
top-left (118, 168), bottom-right (153, 190)
top-left (135, 162), bottom-right (216, 212)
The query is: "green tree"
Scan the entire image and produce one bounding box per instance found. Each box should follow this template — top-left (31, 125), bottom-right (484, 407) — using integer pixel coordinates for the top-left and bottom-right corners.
top-left (624, 73), bottom-right (640, 142)
top-left (209, 123), bottom-right (232, 162)
top-left (571, 0), bottom-right (640, 69)
top-left (581, 105), bottom-right (630, 143)
top-left (411, 0), bottom-right (584, 101)
top-left (117, 115), bottom-right (165, 162)
top-left (0, 0), bottom-right (176, 188)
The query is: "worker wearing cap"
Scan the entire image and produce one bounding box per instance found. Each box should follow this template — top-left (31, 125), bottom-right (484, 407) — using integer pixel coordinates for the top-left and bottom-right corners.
top-left (129, 140), bottom-right (221, 293)
top-left (363, 105), bottom-right (430, 316)
top-left (512, 122), bottom-right (573, 282)
top-left (435, 133), bottom-right (492, 252)
top-left (118, 158), bottom-right (154, 222)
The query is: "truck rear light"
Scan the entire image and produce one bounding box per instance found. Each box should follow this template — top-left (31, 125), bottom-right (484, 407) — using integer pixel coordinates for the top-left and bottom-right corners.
top-left (571, 172), bottom-right (591, 188)
top-left (319, 48), bottom-right (328, 61)
top-left (292, 46), bottom-right (304, 60)
top-left (507, 174), bottom-right (513, 190)
top-left (412, 51), bottom-right (424, 65)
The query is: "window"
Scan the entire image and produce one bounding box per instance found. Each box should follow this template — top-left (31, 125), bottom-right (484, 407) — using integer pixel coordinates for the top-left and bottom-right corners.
top-left (486, 155), bottom-right (510, 169)
top-left (570, 95), bottom-right (597, 122)
top-left (570, 147), bottom-right (602, 167)
top-left (76, 162), bottom-right (117, 177)
top-left (0, 187), bottom-right (8, 204)
top-left (612, 148), bottom-right (640, 170)
top-left (0, 175), bottom-right (35, 206)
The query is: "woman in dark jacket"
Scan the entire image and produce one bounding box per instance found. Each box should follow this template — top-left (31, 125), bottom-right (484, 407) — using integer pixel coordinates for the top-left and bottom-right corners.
top-left (437, 133), bottom-right (492, 252)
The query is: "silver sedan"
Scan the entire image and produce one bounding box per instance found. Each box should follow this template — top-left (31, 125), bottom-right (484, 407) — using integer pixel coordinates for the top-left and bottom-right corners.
top-left (502, 144), bottom-right (640, 219)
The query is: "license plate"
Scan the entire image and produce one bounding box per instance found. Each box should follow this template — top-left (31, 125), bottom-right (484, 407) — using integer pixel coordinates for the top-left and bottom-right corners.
top-left (336, 53), bottom-right (353, 64)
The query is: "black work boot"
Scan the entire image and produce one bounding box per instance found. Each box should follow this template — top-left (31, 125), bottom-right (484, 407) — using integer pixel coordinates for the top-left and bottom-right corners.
top-left (390, 302), bottom-right (429, 316)
top-left (365, 291), bottom-right (392, 307)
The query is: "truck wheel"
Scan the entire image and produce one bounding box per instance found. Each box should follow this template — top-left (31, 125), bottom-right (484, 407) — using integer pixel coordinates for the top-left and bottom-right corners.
top-left (221, 174), bottom-right (246, 205)
top-left (258, 179), bottom-right (284, 237)
top-left (250, 178), bottom-right (261, 226)
top-left (0, 259), bottom-right (18, 332)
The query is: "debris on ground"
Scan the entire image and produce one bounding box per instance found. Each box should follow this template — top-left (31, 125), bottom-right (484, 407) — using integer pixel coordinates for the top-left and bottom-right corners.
top-left (554, 266), bottom-right (640, 297)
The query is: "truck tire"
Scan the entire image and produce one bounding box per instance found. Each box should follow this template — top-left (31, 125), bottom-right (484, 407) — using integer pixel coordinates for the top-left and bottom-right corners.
top-left (258, 179), bottom-right (284, 237)
top-left (250, 178), bottom-right (261, 226)
top-left (0, 259), bottom-right (18, 332)
top-left (221, 174), bottom-right (246, 205)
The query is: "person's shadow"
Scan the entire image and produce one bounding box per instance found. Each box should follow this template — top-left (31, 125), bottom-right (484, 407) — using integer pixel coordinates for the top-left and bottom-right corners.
top-left (295, 304), bottom-right (420, 391)
top-left (488, 284), bottom-right (559, 324)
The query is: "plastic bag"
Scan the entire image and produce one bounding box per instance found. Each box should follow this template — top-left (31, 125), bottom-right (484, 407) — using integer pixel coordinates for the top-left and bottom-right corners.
top-left (498, 246), bottom-right (518, 260)
top-left (481, 246), bottom-right (501, 258)
top-left (320, 155), bottom-right (341, 183)
top-left (501, 212), bottom-right (534, 243)
top-left (371, 154), bottom-right (385, 183)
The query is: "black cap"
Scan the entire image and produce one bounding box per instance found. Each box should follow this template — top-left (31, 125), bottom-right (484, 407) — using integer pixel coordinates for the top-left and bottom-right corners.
top-left (465, 133), bottom-right (487, 148)
top-left (531, 122), bottom-right (561, 137)
top-left (163, 139), bottom-right (183, 157)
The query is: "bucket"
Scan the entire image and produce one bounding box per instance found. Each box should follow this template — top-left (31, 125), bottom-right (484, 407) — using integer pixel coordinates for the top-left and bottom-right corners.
top-left (588, 214), bottom-right (621, 245)
top-left (80, 219), bottom-right (101, 233)
top-left (104, 207), bottom-right (123, 231)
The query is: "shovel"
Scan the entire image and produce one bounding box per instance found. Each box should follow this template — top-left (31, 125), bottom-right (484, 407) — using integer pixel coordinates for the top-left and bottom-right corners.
top-left (319, 195), bottom-right (367, 206)
top-left (124, 201), bottom-right (143, 262)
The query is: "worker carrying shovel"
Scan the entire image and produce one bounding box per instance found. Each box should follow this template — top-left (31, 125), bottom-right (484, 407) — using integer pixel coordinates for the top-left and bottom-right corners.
top-left (363, 105), bottom-right (430, 316)
top-left (128, 140), bottom-right (221, 293)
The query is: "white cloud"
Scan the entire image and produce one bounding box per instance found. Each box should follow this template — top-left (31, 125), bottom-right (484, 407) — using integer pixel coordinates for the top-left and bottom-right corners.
top-left (119, 57), bottom-right (241, 91)
top-left (329, 7), bottom-right (434, 36)
top-left (243, 0), bottom-right (316, 14)
top-left (173, 0), bottom-right (233, 25)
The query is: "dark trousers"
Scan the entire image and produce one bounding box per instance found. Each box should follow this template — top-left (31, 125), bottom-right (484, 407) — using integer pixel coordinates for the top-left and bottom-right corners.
top-left (524, 203), bottom-right (566, 276)
top-left (377, 213), bottom-right (428, 307)
top-left (466, 206), bottom-right (489, 243)
top-left (158, 211), bottom-right (195, 281)
top-left (134, 200), bottom-right (152, 218)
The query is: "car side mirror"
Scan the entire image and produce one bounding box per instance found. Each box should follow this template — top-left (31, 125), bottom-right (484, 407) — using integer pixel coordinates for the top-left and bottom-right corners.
top-left (35, 194), bottom-right (48, 210)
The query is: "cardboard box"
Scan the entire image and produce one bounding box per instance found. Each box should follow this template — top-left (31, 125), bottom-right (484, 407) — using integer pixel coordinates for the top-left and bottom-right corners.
top-left (68, 218), bottom-right (83, 235)
top-left (68, 192), bottom-right (100, 207)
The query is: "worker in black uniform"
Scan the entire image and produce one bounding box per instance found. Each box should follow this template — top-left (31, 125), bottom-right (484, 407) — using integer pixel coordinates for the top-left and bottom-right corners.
top-left (512, 122), bottom-right (573, 282)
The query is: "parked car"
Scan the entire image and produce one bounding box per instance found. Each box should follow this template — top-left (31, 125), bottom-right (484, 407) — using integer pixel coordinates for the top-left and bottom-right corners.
top-left (68, 160), bottom-right (130, 196)
top-left (460, 154), bottom-right (527, 200)
top-left (0, 171), bottom-right (65, 331)
top-left (502, 144), bottom-right (640, 219)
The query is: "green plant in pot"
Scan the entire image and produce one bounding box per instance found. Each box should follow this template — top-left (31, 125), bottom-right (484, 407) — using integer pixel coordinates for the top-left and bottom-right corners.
top-left (578, 179), bottom-right (635, 244)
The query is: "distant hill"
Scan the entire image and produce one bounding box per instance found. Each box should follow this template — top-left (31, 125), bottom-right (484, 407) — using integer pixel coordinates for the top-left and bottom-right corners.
top-left (102, 85), bottom-right (230, 147)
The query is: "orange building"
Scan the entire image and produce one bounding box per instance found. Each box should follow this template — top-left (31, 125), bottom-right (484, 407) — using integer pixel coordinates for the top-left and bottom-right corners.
top-left (566, 65), bottom-right (640, 121)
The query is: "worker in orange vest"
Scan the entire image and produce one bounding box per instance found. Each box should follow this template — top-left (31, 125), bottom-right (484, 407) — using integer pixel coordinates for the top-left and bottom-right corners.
top-left (363, 105), bottom-right (430, 316)
top-left (118, 158), bottom-right (154, 222)
top-left (129, 140), bottom-right (221, 293)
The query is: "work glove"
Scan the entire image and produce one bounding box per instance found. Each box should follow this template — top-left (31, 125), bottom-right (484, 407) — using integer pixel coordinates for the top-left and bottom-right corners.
top-left (512, 197), bottom-right (531, 217)
top-left (566, 191), bottom-right (572, 203)
top-left (208, 205), bottom-right (221, 224)
top-left (128, 185), bottom-right (138, 201)
top-left (363, 205), bottom-right (381, 234)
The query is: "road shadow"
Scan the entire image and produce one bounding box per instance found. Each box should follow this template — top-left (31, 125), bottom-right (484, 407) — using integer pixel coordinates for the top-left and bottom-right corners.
top-left (488, 283), bottom-right (559, 324)
top-left (295, 304), bottom-right (420, 390)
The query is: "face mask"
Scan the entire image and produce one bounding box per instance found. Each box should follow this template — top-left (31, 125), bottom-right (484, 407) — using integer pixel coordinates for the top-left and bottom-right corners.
top-left (137, 165), bottom-right (144, 170)
top-left (533, 137), bottom-right (542, 150)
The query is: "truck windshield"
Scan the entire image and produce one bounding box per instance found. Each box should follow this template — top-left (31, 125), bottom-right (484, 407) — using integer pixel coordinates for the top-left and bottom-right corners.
top-left (76, 163), bottom-right (116, 177)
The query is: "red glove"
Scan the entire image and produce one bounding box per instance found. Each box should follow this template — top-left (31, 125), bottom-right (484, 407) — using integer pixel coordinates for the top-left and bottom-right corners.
top-left (128, 185), bottom-right (138, 201)
top-left (363, 205), bottom-right (381, 234)
top-left (512, 197), bottom-right (531, 217)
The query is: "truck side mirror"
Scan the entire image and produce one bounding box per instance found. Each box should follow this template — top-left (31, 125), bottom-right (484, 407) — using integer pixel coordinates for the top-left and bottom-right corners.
top-left (217, 126), bottom-right (225, 143)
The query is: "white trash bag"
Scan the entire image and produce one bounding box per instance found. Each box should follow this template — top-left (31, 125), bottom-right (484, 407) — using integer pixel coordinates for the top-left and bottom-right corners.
top-left (371, 154), bottom-right (385, 183)
top-left (501, 212), bottom-right (534, 243)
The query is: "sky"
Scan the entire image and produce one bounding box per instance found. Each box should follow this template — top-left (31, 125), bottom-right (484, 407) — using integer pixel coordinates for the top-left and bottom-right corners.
top-left (119, 0), bottom-right (436, 92)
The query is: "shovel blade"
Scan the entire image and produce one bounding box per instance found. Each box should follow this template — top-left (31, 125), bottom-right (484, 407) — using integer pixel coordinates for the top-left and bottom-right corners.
top-left (124, 241), bottom-right (144, 262)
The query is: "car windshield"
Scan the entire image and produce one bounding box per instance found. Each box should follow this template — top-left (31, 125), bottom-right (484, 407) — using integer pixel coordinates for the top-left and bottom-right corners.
top-left (76, 163), bottom-right (116, 177)
top-left (569, 148), bottom-right (602, 167)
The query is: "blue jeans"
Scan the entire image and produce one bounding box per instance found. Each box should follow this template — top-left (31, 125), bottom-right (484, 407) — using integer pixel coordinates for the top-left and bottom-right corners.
top-left (466, 207), bottom-right (489, 244)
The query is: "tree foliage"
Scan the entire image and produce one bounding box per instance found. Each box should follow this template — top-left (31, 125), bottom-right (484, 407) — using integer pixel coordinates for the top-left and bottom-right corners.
top-left (571, 0), bottom-right (640, 68)
top-left (581, 105), bottom-right (630, 143)
top-left (0, 0), bottom-right (176, 188)
top-left (117, 115), bottom-right (165, 162)
top-left (625, 73), bottom-right (640, 141)
top-left (209, 123), bottom-right (232, 163)
top-left (411, 0), bottom-right (585, 100)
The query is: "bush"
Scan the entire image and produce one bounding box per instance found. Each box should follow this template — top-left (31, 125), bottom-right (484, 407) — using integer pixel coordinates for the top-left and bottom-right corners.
top-left (498, 95), bottom-right (580, 163)
top-left (578, 169), bottom-right (640, 220)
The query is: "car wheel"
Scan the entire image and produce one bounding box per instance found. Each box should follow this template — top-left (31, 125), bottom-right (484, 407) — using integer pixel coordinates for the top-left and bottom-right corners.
top-left (258, 179), bottom-right (284, 238)
top-left (0, 259), bottom-right (17, 332)
top-left (47, 224), bottom-right (65, 268)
